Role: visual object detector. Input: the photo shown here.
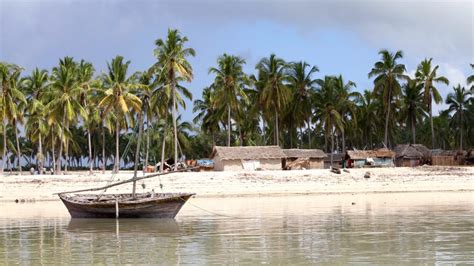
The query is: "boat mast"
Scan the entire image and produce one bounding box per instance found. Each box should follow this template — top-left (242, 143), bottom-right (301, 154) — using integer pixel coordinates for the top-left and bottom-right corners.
top-left (132, 109), bottom-right (145, 198)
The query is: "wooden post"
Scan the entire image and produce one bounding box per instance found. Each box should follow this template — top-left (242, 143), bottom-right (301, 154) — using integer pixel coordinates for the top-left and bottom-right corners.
top-left (115, 197), bottom-right (119, 219)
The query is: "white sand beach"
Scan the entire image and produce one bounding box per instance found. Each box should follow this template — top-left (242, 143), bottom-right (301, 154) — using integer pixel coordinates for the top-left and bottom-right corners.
top-left (0, 166), bottom-right (473, 202)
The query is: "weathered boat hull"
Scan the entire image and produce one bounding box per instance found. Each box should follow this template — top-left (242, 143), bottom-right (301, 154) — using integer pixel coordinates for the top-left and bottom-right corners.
top-left (59, 193), bottom-right (194, 219)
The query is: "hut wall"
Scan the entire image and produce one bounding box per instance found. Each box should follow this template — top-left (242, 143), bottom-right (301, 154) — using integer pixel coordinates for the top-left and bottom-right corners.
top-left (353, 159), bottom-right (366, 168)
top-left (217, 158), bottom-right (282, 171)
top-left (373, 158), bottom-right (394, 167)
top-left (309, 159), bottom-right (324, 169)
top-left (260, 159), bottom-right (282, 170)
top-left (213, 154), bottom-right (224, 171)
top-left (432, 156), bottom-right (457, 166)
top-left (396, 158), bottom-right (420, 167)
top-left (221, 160), bottom-right (245, 171)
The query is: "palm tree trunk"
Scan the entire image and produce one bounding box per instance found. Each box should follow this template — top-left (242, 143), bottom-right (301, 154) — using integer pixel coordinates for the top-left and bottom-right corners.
top-left (1, 120), bottom-right (6, 174)
top-left (411, 115), bottom-right (416, 144)
top-left (172, 81), bottom-right (178, 171)
top-left (88, 128), bottom-right (93, 175)
top-left (384, 88), bottom-right (392, 148)
top-left (307, 117), bottom-right (311, 148)
top-left (238, 126), bottom-right (243, 146)
top-left (14, 123), bottom-right (21, 175)
top-left (275, 111), bottom-right (279, 146)
top-left (460, 109), bottom-right (463, 151)
top-left (160, 124), bottom-right (167, 173)
top-left (342, 129), bottom-right (346, 155)
top-left (212, 131), bottom-right (216, 147)
top-left (132, 112), bottom-right (144, 198)
top-left (227, 106), bottom-right (231, 147)
top-left (330, 126), bottom-right (335, 167)
top-left (429, 93), bottom-right (435, 149)
top-left (38, 133), bottom-right (43, 174)
top-left (114, 119), bottom-right (120, 174)
top-left (145, 117), bottom-right (150, 172)
top-left (56, 113), bottom-right (66, 174)
top-left (262, 116), bottom-right (266, 145)
top-left (101, 120), bottom-right (106, 174)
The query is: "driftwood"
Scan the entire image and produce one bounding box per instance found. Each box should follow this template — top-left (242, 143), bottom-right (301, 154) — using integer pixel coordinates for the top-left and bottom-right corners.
top-left (285, 158), bottom-right (310, 170)
top-left (330, 167), bottom-right (341, 174)
top-left (54, 167), bottom-right (198, 195)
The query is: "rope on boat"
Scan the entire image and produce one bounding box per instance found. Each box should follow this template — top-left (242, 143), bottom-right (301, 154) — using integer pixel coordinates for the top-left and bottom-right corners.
top-left (179, 197), bottom-right (249, 220)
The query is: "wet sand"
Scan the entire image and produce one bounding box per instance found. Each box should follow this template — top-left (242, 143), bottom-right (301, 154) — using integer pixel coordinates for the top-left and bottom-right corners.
top-left (1, 166), bottom-right (473, 202)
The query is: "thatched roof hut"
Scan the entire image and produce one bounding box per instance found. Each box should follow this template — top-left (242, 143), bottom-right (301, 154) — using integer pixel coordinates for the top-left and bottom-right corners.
top-left (394, 144), bottom-right (431, 166)
top-left (346, 148), bottom-right (395, 160)
top-left (431, 150), bottom-right (466, 166)
top-left (211, 146), bottom-right (285, 171)
top-left (345, 148), bottom-right (395, 167)
top-left (282, 149), bottom-right (327, 169)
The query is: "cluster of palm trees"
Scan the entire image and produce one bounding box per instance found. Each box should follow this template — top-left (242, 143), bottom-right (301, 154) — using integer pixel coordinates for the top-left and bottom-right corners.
top-left (0, 29), bottom-right (194, 175)
top-left (196, 50), bottom-right (474, 153)
top-left (1, 29), bottom-right (473, 174)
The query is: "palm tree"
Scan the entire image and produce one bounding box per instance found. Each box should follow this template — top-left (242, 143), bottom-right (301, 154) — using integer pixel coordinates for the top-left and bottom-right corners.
top-left (401, 79), bottom-right (426, 144)
top-left (76, 60), bottom-right (97, 175)
top-left (286, 61), bottom-right (319, 148)
top-left (209, 54), bottom-right (248, 146)
top-left (0, 62), bottom-right (26, 174)
top-left (23, 68), bottom-right (49, 173)
top-left (446, 85), bottom-right (471, 151)
top-left (468, 64), bottom-right (473, 90)
top-left (47, 57), bottom-right (86, 174)
top-left (415, 58), bottom-right (449, 148)
top-left (314, 76), bottom-right (344, 164)
top-left (152, 29), bottom-right (195, 171)
top-left (255, 54), bottom-right (289, 146)
top-left (368, 49), bottom-right (407, 147)
top-left (356, 90), bottom-right (379, 149)
top-left (99, 55), bottom-right (142, 174)
top-left (193, 86), bottom-right (221, 146)
top-left (332, 75), bottom-right (358, 155)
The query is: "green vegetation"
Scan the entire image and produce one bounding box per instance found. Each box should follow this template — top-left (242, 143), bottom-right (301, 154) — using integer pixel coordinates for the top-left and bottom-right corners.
top-left (0, 30), bottom-right (473, 174)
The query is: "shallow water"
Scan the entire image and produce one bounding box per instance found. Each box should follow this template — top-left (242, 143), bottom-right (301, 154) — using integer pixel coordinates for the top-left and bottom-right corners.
top-left (1, 192), bottom-right (474, 264)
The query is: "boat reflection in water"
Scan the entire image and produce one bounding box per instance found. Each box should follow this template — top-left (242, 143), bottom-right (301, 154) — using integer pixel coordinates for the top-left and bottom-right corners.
top-left (67, 218), bottom-right (180, 235)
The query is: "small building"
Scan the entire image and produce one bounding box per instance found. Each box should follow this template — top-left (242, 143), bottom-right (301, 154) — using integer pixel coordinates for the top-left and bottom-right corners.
top-left (394, 144), bottom-right (431, 167)
top-left (324, 153), bottom-right (343, 169)
top-left (282, 149), bottom-right (327, 169)
top-left (210, 146), bottom-right (285, 171)
top-left (466, 149), bottom-right (474, 165)
top-left (345, 148), bottom-right (395, 168)
top-left (431, 150), bottom-right (466, 166)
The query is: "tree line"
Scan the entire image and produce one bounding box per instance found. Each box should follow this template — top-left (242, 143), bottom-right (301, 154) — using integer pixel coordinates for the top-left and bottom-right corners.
top-left (1, 29), bottom-right (473, 175)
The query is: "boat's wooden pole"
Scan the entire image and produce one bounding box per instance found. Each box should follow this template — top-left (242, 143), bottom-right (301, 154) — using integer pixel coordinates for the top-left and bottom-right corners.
top-left (54, 167), bottom-right (198, 195)
top-left (115, 197), bottom-right (119, 218)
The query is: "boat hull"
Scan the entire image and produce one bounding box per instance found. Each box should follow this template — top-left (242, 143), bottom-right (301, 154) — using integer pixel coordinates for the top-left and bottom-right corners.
top-left (59, 193), bottom-right (194, 219)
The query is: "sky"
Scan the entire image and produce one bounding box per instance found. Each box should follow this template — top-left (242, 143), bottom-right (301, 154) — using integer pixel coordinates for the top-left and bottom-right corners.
top-left (1, 0), bottom-right (473, 122)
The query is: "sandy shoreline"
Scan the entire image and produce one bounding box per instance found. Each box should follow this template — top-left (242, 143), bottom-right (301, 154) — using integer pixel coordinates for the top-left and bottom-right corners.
top-left (0, 166), bottom-right (473, 202)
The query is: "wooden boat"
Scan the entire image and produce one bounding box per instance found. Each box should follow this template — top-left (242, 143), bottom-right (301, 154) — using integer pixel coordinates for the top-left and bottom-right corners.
top-left (59, 192), bottom-right (194, 218)
top-left (57, 118), bottom-right (196, 219)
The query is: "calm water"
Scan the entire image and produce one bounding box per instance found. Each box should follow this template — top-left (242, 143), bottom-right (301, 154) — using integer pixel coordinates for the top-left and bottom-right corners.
top-left (1, 193), bottom-right (474, 264)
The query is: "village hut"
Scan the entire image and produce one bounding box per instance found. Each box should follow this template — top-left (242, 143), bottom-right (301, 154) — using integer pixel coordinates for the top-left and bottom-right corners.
top-left (394, 144), bottom-right (431, 167)
top-left (324, 153), bottom-right (343, 169)
top-left (345, 148), bottom-right (395, 168)
top-left (210, 146), bottom-right (285, 171)
top-left (431, 150), bottom-right (466, 166)
top-left (282, 149), bottom-right (327, 169)
top-left (465, 149), bottom-right (474, 165)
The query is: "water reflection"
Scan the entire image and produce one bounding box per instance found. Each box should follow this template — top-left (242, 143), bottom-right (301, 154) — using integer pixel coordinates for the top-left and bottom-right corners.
top-left (1, 193), bottom-right (473, 264)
